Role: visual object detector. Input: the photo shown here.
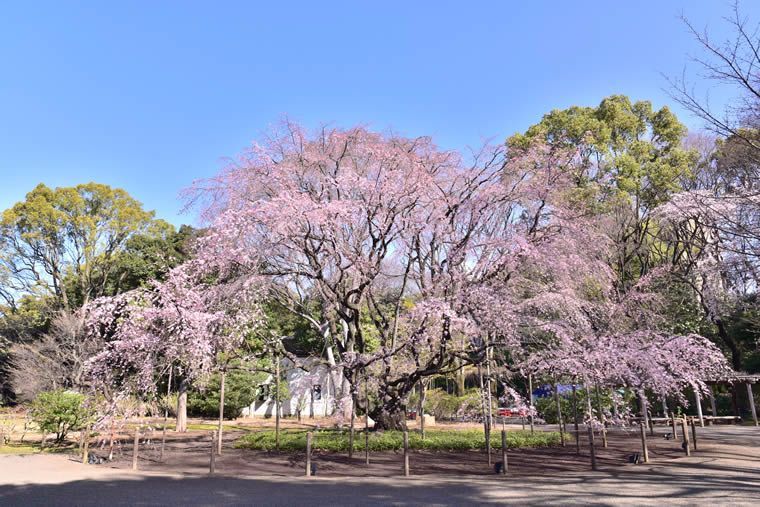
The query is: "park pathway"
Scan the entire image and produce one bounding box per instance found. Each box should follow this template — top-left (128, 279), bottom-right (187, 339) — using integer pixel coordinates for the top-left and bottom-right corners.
top-left (1, 425), bottom-right (758, 505)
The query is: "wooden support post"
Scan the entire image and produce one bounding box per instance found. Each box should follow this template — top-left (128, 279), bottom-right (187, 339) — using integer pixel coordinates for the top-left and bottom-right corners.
top-left (596, 385), bottom-right (607, 448)
top-left (707, 386), bottom-right (718, 417)
top-left (108, 421), bottom-right (115, 461)
top-left (680, 418), bottom-right (690, 456)
top-left (209, 431), bottom-right (216, 474)
top-left (585, 393), bottom-right (597, 471)
top-left (691, 418), bottom-right (698, 451)
top-left (671, 413), bottom-right (679, 441)
top-left (418, 379), bottom-right (426, 440)
top-left (365, 376), bottom-right (370, 465)
top-left (572, 384), bottom-right (580, 455)
top-left (485, 342), bottom-right (494, 433)
top-left (554, 383), bottom-right (565, 447)
top-left (694, 388), bottom-right (704, 427)
top-left (218, 370), bottom-right (226, 455)
top-left (639, 422), bottom-right (649, 463)
top-left (81, 424), bottom-right (90, 464)
top-left (528, 374), bottom-right (534, 434)
top-left (306, 432), bottom-right (312, 476)
top-left (160, 424), bottom-right (167, 462)
top-left (587, 425), bottom-right (597, 471)
top-left (747, 383), bottom-right (758, 427)
top-left (275, 353), bottom-right (280, 451)
top-left (349, 398), bottom-right (355, 460)
top-left (640, 392), bottom-right (653, 438)
top-left (501, 429), bottom-right (508, 475)
top-left (131, 427), bottom-right (140, 471)
top-left (485, 425), bottom-right (492, 466)
top-left (403, 430), bottom-right (410, 476)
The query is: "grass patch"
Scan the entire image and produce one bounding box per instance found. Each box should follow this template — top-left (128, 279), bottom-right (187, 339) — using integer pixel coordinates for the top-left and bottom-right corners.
top-left (235, 428), bottom-right (567, 452)
top-left (0, 443), bottom-right (39, 455)
top-left (0, 441), bottom-right (78, 455)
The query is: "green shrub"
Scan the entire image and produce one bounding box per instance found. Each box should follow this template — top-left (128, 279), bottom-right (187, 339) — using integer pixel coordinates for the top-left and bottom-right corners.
top-left (422, 389), bottom-right (486, 420)
top-left (188, 370), bottom-right (265, 419)
top-left (235, 428), bottom-right (566, 452)
top-left (534, 387), bottom-right (635, 424)
top-left (29, 390), bottom-right (89, 443)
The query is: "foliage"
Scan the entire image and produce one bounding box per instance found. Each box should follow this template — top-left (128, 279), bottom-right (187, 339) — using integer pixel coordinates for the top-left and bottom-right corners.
top-left (101, 223), bottom-right (196, 296)
top-left (532, 387), bottom-right (635, 425)
top-left (188, 369), bottom-right (266, 419)
top-left (421, 388), bottom-right (485, 420)
top-left (235, 428), bottom-right (566, 452)
top-left (29, 390), bottom-right (89, 443)
top-left (0, 182), bottom-right (159, 310)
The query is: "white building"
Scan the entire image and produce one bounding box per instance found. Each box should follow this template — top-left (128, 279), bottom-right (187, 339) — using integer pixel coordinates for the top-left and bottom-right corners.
top-left (241, 356), bottom-right (343, 418)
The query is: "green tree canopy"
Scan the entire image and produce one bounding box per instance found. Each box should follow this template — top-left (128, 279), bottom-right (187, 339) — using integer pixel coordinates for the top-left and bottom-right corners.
top-left (508, 95), bottom-right (697, 288)
top-left (0, 182), bottom-right (163, 309)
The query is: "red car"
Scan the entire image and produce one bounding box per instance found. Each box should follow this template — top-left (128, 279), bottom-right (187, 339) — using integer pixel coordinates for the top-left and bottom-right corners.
top-left (497, 407), bottom-right (527, 417)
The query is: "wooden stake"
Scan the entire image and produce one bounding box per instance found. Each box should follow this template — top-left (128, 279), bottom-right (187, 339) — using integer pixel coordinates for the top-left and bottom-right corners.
top-left (81, 424), bottom-right (90, 464)
top-left (160, 424), bottom-right (167, 462)
top-left (554, 382), bottom-right (565, 447)
top-left (500, 429), bottom-right (508, 476)
top-left (691, 418), bottom-right (698, 451)
top-left (131, 427), bottom-right (139, 471)
top-left (708, 386), bottom-right (717, 417)
top-left (572, 384), bottom-right (580, 455)
top-left (639, 421), bottom-right (649, 463)
top-left (671, 413), bottom-right (679, 441)
top-left (587, 425), bottom-right (597, 471)
top-left (528, 374), bottom-right (534, 434)
top-left (585, 393), bottom-right (597, 471)
top-left (485, 425), bottom-right (492, 466)
top-left (365, 375), bottom-right (370, 465)
top-left (209, 431), bottom-right (216, 474)
top-left (595, 384), bottom-right (607, 448)
top-left (306, 431), bottom-right (312, 476)
top-left (418, 379), bottom-right (426, 440)
top-left (275, 353), bottom-right (280, 451)
top-left (681, 418), bottom-right (690, 456)
top-left (694, 387), bottom-right (704, 427)
top-left (217, 370), bottom-right (226, 455)
top-left (747, 383), bottom-right (758, 426)
top-left (108, 421), bottom-right (115, 461)
top-left (403, 430), bottom-right (410, 476)
top-left (349, 394), bottom-right (355, 460)
top-left (485, 340), bottom-right (494, 432)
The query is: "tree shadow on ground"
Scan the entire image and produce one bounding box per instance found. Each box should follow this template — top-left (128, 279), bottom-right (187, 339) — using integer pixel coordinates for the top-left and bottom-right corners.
top-left (1, 461), bottom-right (758, 507)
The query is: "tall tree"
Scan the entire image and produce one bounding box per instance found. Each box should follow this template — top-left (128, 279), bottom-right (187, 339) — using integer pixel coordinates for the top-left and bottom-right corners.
top-left (508, 94), bottom-right (696, 290)
top-left (0, 183), bottom-right (158, 310)
top-left (186, 121), bottom-right (724, 429)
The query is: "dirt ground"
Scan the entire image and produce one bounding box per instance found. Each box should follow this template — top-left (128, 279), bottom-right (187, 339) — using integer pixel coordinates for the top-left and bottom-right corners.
top-left (95, 423), bottom-right (686, 478)
top-left (1, 424), bottom-right (758, 506)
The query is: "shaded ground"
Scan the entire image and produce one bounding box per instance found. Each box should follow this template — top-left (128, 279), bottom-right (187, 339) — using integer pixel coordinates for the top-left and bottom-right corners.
top-left (98, 425), bottom-right (688, 477)
top-left (0, 425), bottom-right (758, 505)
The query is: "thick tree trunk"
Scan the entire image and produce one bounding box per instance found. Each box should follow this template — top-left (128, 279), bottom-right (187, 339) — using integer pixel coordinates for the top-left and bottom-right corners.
top-left (217, 370), bottom-right (225, 455)
top-left (456, 360), bottom-right (466, 396)
top-left (369, 393), bottom-right (408, 431)
top-left (371, 408), bottom-right (407, 431)
top-left (176, 379), bottom-right (188, 433)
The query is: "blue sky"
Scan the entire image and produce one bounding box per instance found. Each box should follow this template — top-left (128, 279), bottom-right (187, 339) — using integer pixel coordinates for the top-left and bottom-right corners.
top-left (0, 1), bottom-right (754, 226)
